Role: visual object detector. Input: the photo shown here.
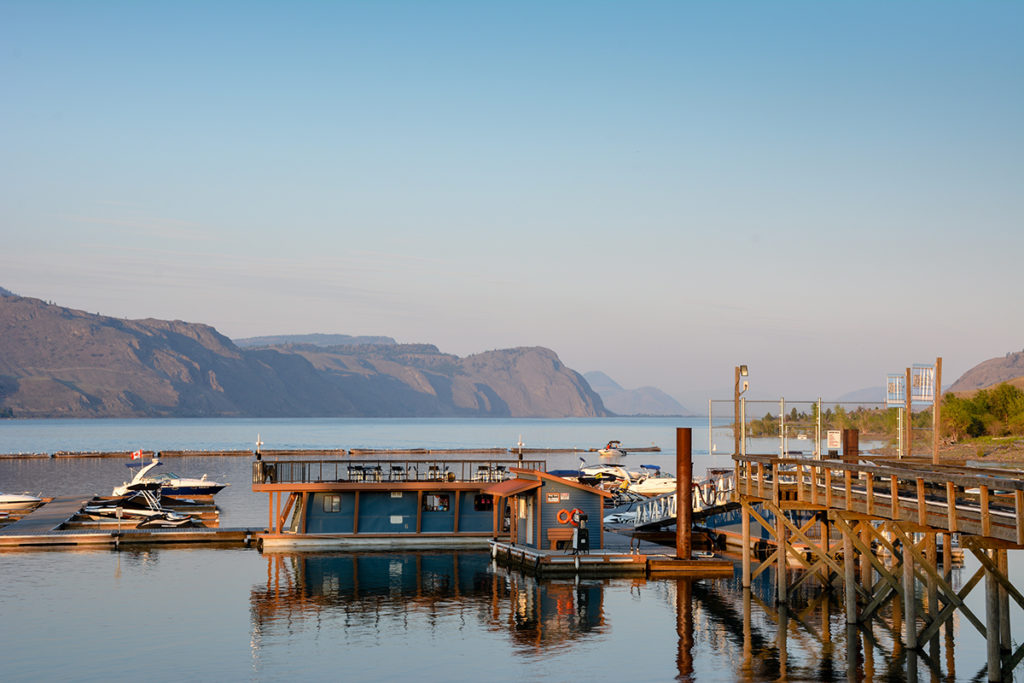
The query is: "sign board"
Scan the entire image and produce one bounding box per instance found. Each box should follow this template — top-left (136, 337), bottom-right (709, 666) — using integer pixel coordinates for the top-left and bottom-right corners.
top-left (546, 492), bottom-right (560, 504)
top-left (826, 430), bottom-right (842, 450)
top-left (886, 374), bottom-right (905, 406)
top-left (911, 364), bottom-right (935, 403)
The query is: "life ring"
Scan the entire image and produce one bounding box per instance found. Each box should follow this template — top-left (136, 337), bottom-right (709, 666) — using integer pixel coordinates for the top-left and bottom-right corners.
top-left (557, 508), bottom-right (572, 525)
top-left (569, 508), bottom-right (584, 527)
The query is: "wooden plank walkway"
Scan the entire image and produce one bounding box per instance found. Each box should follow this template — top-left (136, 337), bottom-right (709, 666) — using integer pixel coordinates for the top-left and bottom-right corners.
top-left (1, 496), bottom-right (92, 535)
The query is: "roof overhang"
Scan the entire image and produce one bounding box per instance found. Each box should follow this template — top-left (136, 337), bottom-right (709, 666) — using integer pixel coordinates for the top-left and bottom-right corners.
top-left (483, 478), bottom-right (542, 497)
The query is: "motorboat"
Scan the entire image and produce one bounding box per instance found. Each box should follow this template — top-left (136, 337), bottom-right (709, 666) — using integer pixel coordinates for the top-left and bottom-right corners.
top-left (577, 461), bottom-right (632, 489)
top-left (82, 486), bottom-right (193, 527)
top-left (628, 465), bottom-right (677, 496)
top-left (598, 440), bottom-right (627, 458)
top-left (0, 492), bottom-right (41, 511)
top-left (113, 457), bottom-right (229, 497)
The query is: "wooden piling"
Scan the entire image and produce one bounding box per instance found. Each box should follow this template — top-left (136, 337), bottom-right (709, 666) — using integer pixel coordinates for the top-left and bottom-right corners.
top-left (676, 428), bottom-right (692, 560)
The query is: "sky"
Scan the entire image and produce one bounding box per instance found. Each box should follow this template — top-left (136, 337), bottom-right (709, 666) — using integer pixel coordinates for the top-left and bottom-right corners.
top-left (2, 1), bottom-right (1022, 410)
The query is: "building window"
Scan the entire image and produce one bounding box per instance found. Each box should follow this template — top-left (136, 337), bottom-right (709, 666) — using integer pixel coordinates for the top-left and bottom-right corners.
top-left (423, 494), bottom-right (450, 511)
top-left (473, 494), bottom-right (493, 512)
top-left (323, 494), bottom-right (341, 513)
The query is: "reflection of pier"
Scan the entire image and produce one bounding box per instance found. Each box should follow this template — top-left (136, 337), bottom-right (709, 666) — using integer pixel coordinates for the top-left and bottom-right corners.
top-left (734, 450), bottom-right (1024, 680)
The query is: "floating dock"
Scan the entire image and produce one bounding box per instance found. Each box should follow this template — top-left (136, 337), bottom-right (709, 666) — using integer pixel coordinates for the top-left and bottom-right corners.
top-left (488, 540), bottom-right (733, 577)
top-left (0, 495), bottom-right (260, 548)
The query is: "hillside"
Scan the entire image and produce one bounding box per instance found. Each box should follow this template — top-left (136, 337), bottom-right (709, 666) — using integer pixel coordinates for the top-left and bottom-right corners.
top-left (948, 351), bottom-right (1024, 393)
top-left (0, 293), bottom-right (609, 419)
top-left (234, 333), bottom-right (396, 348)
top-left (584, 371), bottom-right (690, 416)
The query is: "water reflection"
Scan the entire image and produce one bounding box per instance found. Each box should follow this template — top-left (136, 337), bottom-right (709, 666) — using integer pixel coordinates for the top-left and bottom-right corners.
top-left (250, 551), bottom-right (606, 652)
top-left (248, 551), bottom-right (995, 681)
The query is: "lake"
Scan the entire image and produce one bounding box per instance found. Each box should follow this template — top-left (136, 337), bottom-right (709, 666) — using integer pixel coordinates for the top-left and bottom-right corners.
top-left (0, 417), bottom-right (1019, 681)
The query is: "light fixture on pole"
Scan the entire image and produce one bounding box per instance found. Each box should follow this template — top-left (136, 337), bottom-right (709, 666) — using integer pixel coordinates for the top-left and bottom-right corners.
top-left (734, 365), bottom-right (749, 456)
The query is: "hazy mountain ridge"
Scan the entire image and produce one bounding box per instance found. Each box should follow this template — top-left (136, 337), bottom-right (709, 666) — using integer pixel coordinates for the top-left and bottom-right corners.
top-left (234, 333), bottom-right (396, 348)
top-left (584, 371), bottom-right (690, 416)
top-left (948, 350), bottom-right (1024, 393)
top-left (0, 293), bottom-right (609, 418)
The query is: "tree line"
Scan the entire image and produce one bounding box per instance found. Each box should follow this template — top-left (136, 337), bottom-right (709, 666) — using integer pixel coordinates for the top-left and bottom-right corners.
top-left (744, 382), bottom-right (1024, 442)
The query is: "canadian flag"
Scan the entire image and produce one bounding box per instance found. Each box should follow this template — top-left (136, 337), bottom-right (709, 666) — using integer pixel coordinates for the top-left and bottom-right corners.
top-left (130, 449), bottom-right (143, 460)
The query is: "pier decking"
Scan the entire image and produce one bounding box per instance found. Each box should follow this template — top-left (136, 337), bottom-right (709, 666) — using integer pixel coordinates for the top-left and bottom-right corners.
top-left (730, 450), bottom-right (1024, 681)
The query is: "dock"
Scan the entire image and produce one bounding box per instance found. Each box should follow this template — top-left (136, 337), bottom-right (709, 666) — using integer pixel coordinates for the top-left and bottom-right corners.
top-left (488, 541), bottom-right (733, 577)
top-left (0, 495), bottom-right (260, 548)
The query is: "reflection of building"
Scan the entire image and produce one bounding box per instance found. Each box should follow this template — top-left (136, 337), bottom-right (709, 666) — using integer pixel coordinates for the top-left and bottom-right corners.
top-left (249, 551), bottom-right (605, 650)
top-left (503, 574), bottom-right (607, 649)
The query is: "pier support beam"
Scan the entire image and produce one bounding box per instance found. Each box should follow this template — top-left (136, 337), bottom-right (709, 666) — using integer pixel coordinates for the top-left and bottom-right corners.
top-left (986, 550), bottom-right (1001, 681)
top-left (776, 510), bottom-right (787, 603)
top-left (675, 428), bottom-right (692, 560)
top-left (903, 537), bottom-right (917, 650)
top-left (741, 501), bottom-right (751, 588)
top-left (844, 526), bottom-right (857, 624)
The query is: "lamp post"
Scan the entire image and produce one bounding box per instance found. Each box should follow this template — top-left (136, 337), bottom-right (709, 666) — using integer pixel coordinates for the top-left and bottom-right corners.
top-left (734, 365), bottom-right (749, 456)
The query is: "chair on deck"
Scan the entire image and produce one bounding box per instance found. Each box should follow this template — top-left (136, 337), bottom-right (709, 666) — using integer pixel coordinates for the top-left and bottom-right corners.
top-left (390, 465), bottom-right (407, 481)
top-left (347, 465), bottom-right (364, 482)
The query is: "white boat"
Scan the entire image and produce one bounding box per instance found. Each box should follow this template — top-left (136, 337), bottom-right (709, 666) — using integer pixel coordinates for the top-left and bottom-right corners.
top-left (0, 492), bottom-right (42, 511)
top-left (628, 465), bottom-right (677, 496)
top-left (578, 462), bottom-right (632, 487)
top-left (598, 440), bottom-right (627, 458)
top-left (113, 457), bottom-right (229, 497)
top-left (83, 487), bottom-right (193, 526)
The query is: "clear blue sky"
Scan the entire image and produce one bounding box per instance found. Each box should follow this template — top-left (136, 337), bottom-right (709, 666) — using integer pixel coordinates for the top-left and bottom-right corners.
top-left (2, 1), bottom-right (1022, 409)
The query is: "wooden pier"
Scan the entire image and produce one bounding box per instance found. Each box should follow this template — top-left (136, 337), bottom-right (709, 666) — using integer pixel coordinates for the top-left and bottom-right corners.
top-left (733, 451), bottom-right (1024, 681)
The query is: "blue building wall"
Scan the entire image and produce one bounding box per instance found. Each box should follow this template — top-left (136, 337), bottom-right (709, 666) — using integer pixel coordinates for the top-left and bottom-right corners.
top-left (305, 492), bottom-right (356, 534)
top-left (457, 492), bottom-right (494, 532)
top-left (539, 480), bottom-right (603, 549)
top-left (511, 480), bottom-right (605, 549)
top-left (359, 491), bottom-right (420, 533)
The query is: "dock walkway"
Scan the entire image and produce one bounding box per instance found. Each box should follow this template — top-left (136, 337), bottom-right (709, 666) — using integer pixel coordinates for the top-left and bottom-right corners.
top-left (0, 495), bottom-right (260, 548)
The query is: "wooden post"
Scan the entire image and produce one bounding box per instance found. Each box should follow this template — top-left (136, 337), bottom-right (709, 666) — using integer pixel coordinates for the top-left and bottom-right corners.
top-left (844, 524), bottom-right (857, 624)
top-left (986, 549), bottom-right (1002, 681)
top-left (905, 367), bottom-right (913, 458)
top-left (891, 476), bottom-right (900, 520)
top-left (932, 357), bottom-right (942, 465)
top-left (777, 510), bottom-right (788, 603)
top-left (998, 549), bottom-right (1011, 653)
top-left (741, 502), bottom-right (751, 588)
top-left (903, 533), bottom-right (917, 649)
top-left (676, 428), bottom-right (693, 560)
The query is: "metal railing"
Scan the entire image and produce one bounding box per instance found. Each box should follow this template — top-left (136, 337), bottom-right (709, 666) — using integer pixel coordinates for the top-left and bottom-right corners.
top-left (634, 469), bottom-right (736, 528)
top-left (253, 458), bottom-right (545, 485)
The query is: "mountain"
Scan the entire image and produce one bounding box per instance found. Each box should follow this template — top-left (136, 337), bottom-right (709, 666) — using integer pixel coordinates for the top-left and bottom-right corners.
top-left (234, 333), bottom-right (396, 348)
top-left (833, 386), bottom-right (885, 403)
top-left (948, 350), bottom-right (1024, 393)
top-left (584, 371), bottom-right (690, 416)
top-left (0, 293), bottom-right (609, 419)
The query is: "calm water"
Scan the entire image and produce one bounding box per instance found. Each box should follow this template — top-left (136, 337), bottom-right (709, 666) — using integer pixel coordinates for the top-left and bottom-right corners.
top-left (0, 418), bottom-right (1019, 681)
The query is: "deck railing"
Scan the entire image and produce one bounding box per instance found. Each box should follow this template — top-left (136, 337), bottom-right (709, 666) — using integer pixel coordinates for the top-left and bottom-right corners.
top-left (252, 458), bottom-right (545, 485)
top-left (732, 453), bottom-right (1024, 544)
top-left (633, 469), bottom-right (736, 528)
